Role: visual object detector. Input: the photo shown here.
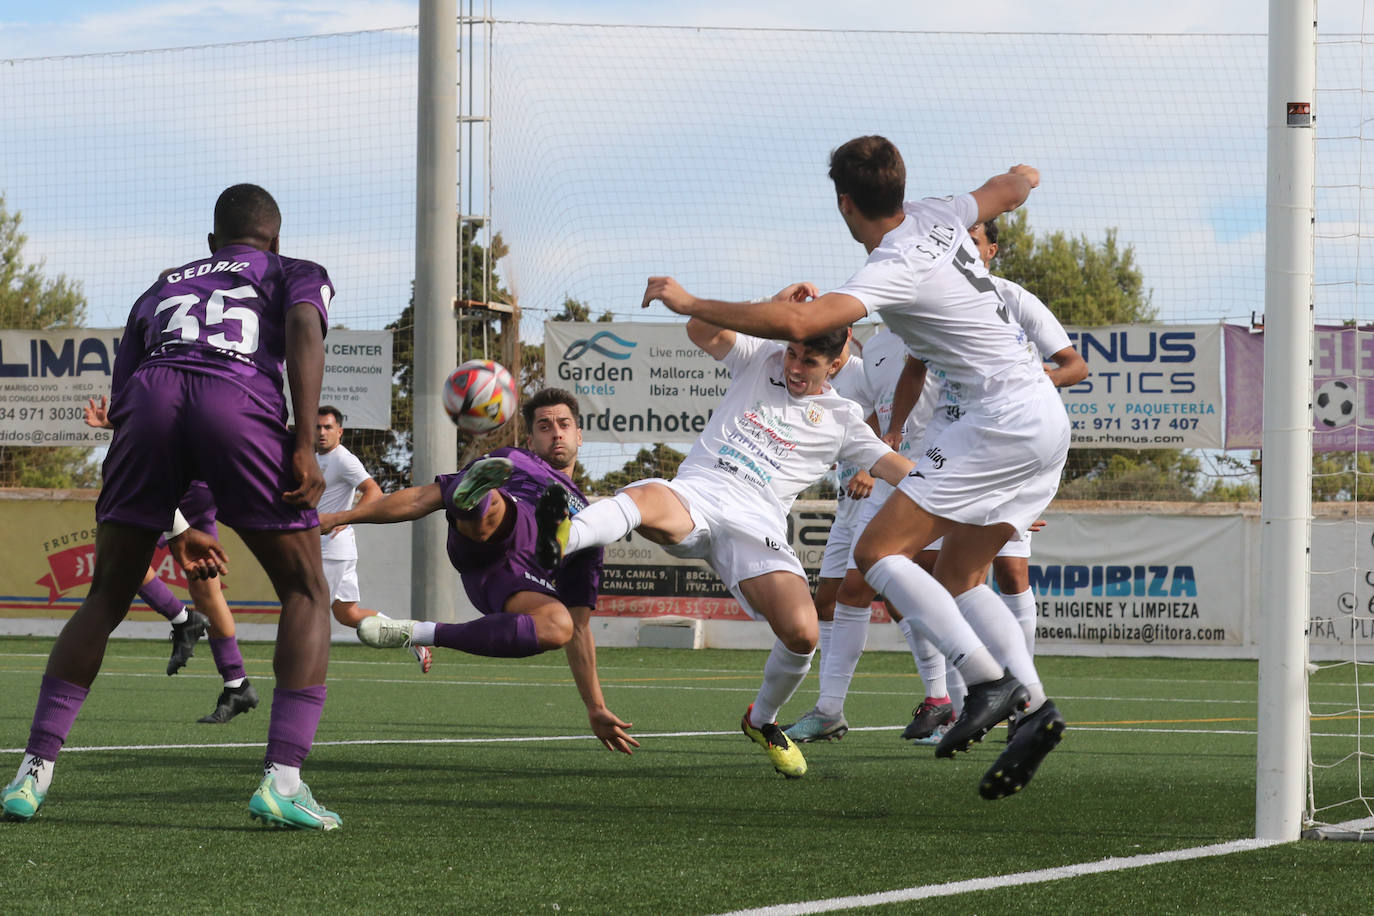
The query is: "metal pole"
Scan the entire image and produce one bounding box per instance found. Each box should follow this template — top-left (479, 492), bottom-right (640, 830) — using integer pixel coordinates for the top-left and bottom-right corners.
top-left (1257, 0), bottom-right (1316, 841)
top-left (413, 0), bottom-right (459, 622)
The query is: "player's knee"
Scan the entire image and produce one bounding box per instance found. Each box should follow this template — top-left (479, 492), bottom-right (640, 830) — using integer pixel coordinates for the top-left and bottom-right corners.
top-left (533, 611), bottom-right (574, 650)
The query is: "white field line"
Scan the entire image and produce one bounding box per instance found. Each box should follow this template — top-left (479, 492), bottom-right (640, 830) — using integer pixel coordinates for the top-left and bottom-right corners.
top-left (0, 722), bottom-right (1273, 756)
top-left (709, 838), bottom-right (1288, 916)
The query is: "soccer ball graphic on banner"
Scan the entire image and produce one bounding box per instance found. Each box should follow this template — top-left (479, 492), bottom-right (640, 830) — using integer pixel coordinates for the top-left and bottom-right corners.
top-left (443, 360), bottom-right (518, 433)
top-left (1313, 379), bottom-right (1356, 430)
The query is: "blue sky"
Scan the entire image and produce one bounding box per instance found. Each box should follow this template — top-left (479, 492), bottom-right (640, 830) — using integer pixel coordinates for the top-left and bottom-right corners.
top-left (0, 1), bottom-right (1331, 61)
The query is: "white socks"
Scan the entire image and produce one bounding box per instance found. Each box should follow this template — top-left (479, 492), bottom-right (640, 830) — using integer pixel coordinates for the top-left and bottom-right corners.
top-left (566, 491), bottom-right (642, 555)
top-left (169, 608), bottom-right (189, 626)
top-left (411, 621), bottom-right (437, 645)
top-left (15, 753), bottom-right (54, 794)
top-left (903, 622), bottom-right (948, 699)
top-left (266, 762), bottom-right (301, 796)
top-left (955, 584), bottom-right (1046, 711)
top-left (816, 603), bottom-right (869, 717)
top-left (863, 555), bottom-right (987, 672)
top-left (1003, 588), bottom-right (1037, 655)
top-left (750, 641), bottom-right (814, 726)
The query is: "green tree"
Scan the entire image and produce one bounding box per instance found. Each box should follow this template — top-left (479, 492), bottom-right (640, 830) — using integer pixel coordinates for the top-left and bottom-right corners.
top-left (0, 195), bottom-right (99, 488)
top-left (344, 225), bottom-right (514, 490)
top-left (594, 444), bottom-right (686, 494)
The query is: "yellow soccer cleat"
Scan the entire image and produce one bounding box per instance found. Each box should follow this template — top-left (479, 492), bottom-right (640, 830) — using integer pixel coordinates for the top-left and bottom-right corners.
top-left (741, 704), bottom-right (807, 778)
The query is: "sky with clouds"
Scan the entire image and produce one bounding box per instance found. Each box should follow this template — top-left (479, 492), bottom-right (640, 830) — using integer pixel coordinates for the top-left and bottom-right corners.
top-left (0, 1), bottom-right (1355, 60)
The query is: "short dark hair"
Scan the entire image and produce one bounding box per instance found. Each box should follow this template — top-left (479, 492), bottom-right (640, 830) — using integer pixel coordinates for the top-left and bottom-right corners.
top-left (318, 405), bottom-right (344, 425)
top-left (980, 219), bottom-right (999, 247)
top-left (828, 136), bottom-right (905, 219)
top-left (213, 183), bottom-right (281, 247)
top-left (521, 387), bottom-right (580, 430)
top-left (800, 326), bottom-right (850, 361)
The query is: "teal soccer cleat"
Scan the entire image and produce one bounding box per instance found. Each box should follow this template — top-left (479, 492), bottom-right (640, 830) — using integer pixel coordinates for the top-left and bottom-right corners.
top-left (2, 774), bottom-right (45, 822)
top-left (248, 775), bottom-right (341, 831)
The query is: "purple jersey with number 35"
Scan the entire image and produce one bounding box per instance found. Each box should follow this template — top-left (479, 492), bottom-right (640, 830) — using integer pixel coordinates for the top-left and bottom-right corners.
top-left (112, 242), bottom-right (333, 418)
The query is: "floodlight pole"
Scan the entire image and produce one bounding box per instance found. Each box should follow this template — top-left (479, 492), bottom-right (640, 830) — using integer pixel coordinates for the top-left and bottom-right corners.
top-left (412, 0), bottom-right (460, 622)
top-left (1257, 0), bottom-right (1316, 841)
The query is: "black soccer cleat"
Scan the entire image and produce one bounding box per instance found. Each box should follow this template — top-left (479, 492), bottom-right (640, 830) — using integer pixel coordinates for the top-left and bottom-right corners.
top-left (198, 680), bottom-right (261, 724)
top-left (901, 697), bottom-right (955, 741)
top-left (166, 610), bottom-right (210, 676)
top-left (533, 483), bottom-right (571, 571)
top-left (979, 700), bottom-right (1066, 800)
top-left (935, 670), bottom-right (1029, 758)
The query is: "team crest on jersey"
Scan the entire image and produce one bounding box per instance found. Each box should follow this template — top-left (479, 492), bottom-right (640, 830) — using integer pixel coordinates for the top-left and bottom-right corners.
top-left (805, 403), bottom-right (824, 425)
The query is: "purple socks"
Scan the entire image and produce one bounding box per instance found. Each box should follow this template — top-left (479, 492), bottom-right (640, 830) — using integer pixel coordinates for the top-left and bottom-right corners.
top-left (137, 576), bottom-right (184, 621)
top-left (209, 636), bottom-right (247, 683)
top-left (264, 685), bottom-right (327, 769)
top-left (434, 613), bottom-right (541, 657)
top-left (26, 674), bottom-right (90, 761)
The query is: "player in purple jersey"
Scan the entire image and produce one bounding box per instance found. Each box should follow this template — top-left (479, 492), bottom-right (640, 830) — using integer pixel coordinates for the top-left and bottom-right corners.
top-left (3, 185), bottom-right (340, 830)
top-left (85, 398), bottom-right (261, 723)
top-left (318, 388), bottom-right (637, 755)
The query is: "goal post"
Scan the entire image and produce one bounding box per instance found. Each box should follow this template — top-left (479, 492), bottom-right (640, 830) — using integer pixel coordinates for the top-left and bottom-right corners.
top-left (1257, 0), bottom-right (1316, 842)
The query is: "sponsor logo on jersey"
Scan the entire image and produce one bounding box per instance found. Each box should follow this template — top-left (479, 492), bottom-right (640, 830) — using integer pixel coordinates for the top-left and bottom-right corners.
top-left (768, 376), bottom-right (785, 388)
top-left (764, 536), bottom-right (782, 551)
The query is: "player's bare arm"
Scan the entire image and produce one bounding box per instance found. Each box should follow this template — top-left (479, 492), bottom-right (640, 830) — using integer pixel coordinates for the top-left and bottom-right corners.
top-left (330, 476), bottom-right (385, 538)
top-left (685, 316), bottom-right (736, 360)
top-left (869, 451), bottom-right (916, 488)
top-left (645, 277), bottom-right (866, 341)
top-left (969, 164), bottom-right (1039, 224)
top-left (1045, 346), bottom-right (1089, 388)
top-left (282, 301), bottom-right (326, 508)
top-left (885, 356), bottom-right (927, 450)
top-left (566, 605), bottom-right (639, 755)
top-left (319, 482), bottom-right (444, 534)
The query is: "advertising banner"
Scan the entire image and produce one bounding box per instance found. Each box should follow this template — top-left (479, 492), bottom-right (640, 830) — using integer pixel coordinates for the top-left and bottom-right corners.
top-left (0, 494), bottom-right (281, 622)
top-left (1224, 323), bottom-right (1374, 452)
top-left (1026, 512), bottom-right (1248, 649)
top-left (549, 321), bottom-right (1224, 449)
top-left (0, 328), bottom-right (391, 444)
top-left (1060, 323), bottom-right (1224, 449)
top-left (598, 500), bottom-right (1248, 651)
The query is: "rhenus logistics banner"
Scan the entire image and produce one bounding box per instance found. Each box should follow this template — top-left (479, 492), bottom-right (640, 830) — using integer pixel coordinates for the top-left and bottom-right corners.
top-left (547, 321), bottom-right (1224, 448)
top-left (0, 328), bottom-right (392, 445)
top-left (1058, 323), bottom-right (1223, 449)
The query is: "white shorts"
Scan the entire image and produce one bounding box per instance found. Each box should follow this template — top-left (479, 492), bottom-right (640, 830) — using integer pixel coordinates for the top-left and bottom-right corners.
top-left (927, 529), bottom-right (1033, 558)
top-left (322, 557), bottom-right (361, 603)
top-left (899, 384), bottom-right (1069, 534)
top-left (626, 474), bottom-right (805, 622)
top-left (819, 490), bottom-right (869, 579)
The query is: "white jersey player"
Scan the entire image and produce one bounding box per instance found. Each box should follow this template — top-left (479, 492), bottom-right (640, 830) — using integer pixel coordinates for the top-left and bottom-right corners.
top-left (315, 407), bottom-right (432, 672)
top-left (535, 315), bottom-right (913, 779)
top-left (640, 136), bottom-right (1068, 799)
top-left (785, 326), bottom-right (945, 743)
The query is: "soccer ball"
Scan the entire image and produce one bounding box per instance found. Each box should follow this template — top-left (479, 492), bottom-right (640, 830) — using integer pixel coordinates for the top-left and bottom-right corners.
top-left (443, 359), bottom-right (517, 434)
top-left (1314, 379), bottom-right (1356, 429)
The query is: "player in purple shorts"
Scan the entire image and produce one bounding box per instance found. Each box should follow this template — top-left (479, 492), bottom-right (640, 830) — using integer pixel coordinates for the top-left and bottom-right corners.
top-left (3, 184), bottom-right (340, 829)
top-left (318, 387), bottom-right (637, 755)
top-left (86, 400), bottom-right (260, 723)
